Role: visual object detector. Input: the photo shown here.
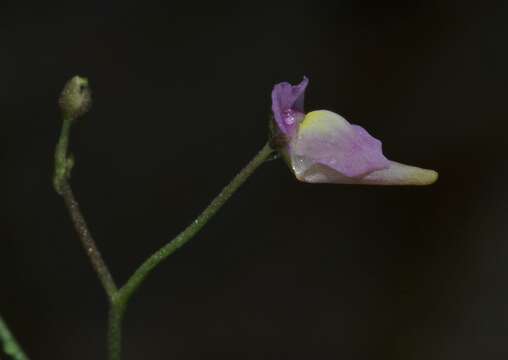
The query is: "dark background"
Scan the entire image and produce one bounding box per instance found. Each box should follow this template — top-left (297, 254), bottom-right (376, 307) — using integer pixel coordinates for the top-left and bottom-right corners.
top-left (2, 1), bottom-right (508, 359)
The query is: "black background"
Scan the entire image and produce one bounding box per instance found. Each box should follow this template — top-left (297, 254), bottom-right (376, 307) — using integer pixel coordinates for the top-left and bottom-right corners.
top-left (2, 1), bottom-right (508, 359)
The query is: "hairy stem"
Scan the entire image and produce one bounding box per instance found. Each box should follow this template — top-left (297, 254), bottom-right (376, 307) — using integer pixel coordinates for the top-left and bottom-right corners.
top-left (105, 143), bottom-right (274, 359)
top-left (54, 113), bottom-right (117, 300)
top-left (54, 77), bottom-right (276, 360)
top-left (55, 77), bottom-right (122, 359)
top-left (0, 314), bottom-right (29, 360)
top-left (108, 300), bottom-right (126, 360)
top-left (119, 142), bottom-right (274, 302)
top-left (53, 116), bottom-right (73, 194)
top-left (60, 180), bottom-right (118, 299)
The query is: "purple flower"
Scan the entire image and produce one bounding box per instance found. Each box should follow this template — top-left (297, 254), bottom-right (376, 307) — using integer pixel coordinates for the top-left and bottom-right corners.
top-left (271, 78), bottom-right (438, 185)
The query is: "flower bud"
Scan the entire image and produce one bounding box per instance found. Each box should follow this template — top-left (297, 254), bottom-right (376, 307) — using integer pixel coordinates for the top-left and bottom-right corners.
top-left (58, 76), bottom-right (92, 119)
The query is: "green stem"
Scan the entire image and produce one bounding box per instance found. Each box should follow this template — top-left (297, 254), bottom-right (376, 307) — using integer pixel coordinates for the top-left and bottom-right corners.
top-left (53, 117), bottom-right (73, 194)
top-left (54, 81), bottom-right (274, 360)
top-left (51, 78), bottom-right (275, 360)
top-left (54, 117), bottom-right (118, 299)
top-left (106, 143), bottom-right (274, 359)
top-left (0, 314), bottom-right (29, 360)
top-left (108, 144), bottom-right (273, 360)
top-left (108, 300), bottom-right (126, 360)
top-left (119, 142), bottom-right (274, 302)
top-left (60, 180), bottom-right (118, 299)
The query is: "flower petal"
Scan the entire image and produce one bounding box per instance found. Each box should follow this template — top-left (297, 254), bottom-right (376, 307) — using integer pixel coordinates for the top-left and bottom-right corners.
top-left (271, 77), bottom-right (308, 135)
top-left (290, 110), bottom-right (390, 178)
top-left (295, 160), bottom-right (438, 185)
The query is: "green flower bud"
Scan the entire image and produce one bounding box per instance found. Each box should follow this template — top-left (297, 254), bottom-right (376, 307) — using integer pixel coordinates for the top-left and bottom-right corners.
top-left (58, 75), bottom-right (92, 119)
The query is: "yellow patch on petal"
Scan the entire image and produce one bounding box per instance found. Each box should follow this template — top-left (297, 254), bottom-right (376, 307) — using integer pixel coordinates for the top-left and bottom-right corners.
top-left (299, 110), bottom-right (350, 134)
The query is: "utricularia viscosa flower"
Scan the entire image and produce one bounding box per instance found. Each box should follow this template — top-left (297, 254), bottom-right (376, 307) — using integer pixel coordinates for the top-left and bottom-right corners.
top-left (271, 77), bottom-right (438, 185)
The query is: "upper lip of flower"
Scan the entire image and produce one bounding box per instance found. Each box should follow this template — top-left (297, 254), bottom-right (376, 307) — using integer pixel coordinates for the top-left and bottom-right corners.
top-left (271, 76), bottom-right (309, 136)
